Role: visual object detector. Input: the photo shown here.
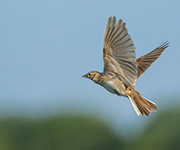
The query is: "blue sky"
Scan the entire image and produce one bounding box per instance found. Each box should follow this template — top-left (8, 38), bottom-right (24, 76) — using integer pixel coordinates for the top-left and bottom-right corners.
top-left (0, 1), bottom-right (180, 133)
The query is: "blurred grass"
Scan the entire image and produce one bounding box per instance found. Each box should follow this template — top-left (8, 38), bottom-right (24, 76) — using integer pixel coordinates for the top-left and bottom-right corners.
top-left (0, 107), bottom-right (180, 150)
top-left (129, 109), bottom-right (180, 150)
top-left (0, 116), bottom-right (124, 150)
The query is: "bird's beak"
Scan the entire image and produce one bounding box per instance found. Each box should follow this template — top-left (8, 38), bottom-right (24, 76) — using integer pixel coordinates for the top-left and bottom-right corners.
top-left (81, 74), bottom-right (87, 78)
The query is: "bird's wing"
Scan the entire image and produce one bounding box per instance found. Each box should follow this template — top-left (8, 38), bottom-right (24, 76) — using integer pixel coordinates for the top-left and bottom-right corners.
top-left (103, 16), bottom-right (137, 87)
top-left (136, 41), bottom-right (169, 78)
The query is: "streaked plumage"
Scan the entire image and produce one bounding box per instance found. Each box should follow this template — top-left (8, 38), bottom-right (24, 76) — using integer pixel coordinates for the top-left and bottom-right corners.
top-left (82, 16), bottom-right (169, 116)
top-left (136, 42), bottom-right (169, 78)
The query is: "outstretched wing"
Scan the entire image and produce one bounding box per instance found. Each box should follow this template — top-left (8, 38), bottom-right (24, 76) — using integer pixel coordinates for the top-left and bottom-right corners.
top-left (136, 41), bottom-right (169, 78)
top-left (103, 16), bottom-right (137, 87)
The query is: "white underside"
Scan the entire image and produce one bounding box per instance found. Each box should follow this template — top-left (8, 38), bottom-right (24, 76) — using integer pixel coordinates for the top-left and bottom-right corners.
top-left (102, 81), bottom-right (115, 93)
top-left (101, 81), bottom-right (126, 96)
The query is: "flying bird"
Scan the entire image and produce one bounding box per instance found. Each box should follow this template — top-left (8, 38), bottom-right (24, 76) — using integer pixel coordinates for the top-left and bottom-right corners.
top-left (82, 16), bottom-right (169, 116)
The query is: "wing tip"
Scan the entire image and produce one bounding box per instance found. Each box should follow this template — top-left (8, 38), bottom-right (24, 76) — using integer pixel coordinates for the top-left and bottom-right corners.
top-left (158, 41), bottom-right (170, 49)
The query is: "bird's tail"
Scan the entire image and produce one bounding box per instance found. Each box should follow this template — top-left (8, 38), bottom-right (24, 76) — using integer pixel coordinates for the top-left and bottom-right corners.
top-left (128, 89), bottom-right (157, 116)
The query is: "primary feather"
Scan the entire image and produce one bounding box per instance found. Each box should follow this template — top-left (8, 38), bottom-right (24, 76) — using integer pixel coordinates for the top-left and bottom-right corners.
top-left (136, 41), bottom-right (169, 78)
top-left (103, 16), bottom-right (137, 88)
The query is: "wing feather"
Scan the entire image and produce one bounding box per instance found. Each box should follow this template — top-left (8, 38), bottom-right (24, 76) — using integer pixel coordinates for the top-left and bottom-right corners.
top-left (103, 16), bottom-right (137, 87)
top-left (136, 41), bottom-right (169, 78)
top-left (108, 20), bottom-right (123, 42)
top-left (104, 17), bottom-right (112, 43)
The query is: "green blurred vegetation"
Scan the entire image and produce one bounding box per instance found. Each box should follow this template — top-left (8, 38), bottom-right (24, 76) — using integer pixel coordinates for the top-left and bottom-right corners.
top-left (127, 108), bottom-right (180, 150)
top-left (0, 108), bottom-right (180, 150)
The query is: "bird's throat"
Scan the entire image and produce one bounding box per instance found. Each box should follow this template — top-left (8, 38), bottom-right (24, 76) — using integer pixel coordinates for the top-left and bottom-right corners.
top-left (91, 72), bottom-right (101, 84)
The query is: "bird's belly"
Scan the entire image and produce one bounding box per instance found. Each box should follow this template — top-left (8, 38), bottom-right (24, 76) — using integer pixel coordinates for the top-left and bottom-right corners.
top-left (102, 81), bottom-right (115, 93)
top-left (101, 81), bottom-right (126, 96)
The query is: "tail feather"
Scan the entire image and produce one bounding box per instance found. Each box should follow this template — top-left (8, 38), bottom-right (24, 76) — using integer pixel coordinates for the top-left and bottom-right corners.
top-left (129, 98), bottom-right (141, 116)
top-left (128, 90), bottom-right (157, 116)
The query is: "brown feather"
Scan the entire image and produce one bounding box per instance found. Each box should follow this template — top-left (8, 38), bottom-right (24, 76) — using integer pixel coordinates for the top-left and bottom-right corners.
top-left (103, 16), bottom-right (137, 88)
top-left (137, 41), bottom-right (169, 78)
top-left (128, 89), bottom-right (157, 116)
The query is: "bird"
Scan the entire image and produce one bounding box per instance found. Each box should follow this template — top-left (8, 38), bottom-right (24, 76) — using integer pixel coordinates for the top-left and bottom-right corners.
top-left (82, 16), bottom-right (169, 116)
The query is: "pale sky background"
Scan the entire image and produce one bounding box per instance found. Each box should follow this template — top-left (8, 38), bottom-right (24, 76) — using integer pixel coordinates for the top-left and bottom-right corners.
top-left (0, 1), bottom-right (180, 135)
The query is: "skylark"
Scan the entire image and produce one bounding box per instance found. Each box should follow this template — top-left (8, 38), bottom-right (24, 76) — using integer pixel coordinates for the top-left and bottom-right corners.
top-left (82, 16), bottom-right (169, 116)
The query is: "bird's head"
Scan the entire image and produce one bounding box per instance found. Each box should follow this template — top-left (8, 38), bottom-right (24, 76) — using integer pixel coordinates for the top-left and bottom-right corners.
top-left (82, 71), bottom-right (101, 83)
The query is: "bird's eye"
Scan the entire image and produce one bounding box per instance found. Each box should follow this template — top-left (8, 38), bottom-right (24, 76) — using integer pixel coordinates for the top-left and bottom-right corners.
top-left (88, 73), bottom-right (91, 77)
top-left (87, 73), bottom-right (91, 78)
